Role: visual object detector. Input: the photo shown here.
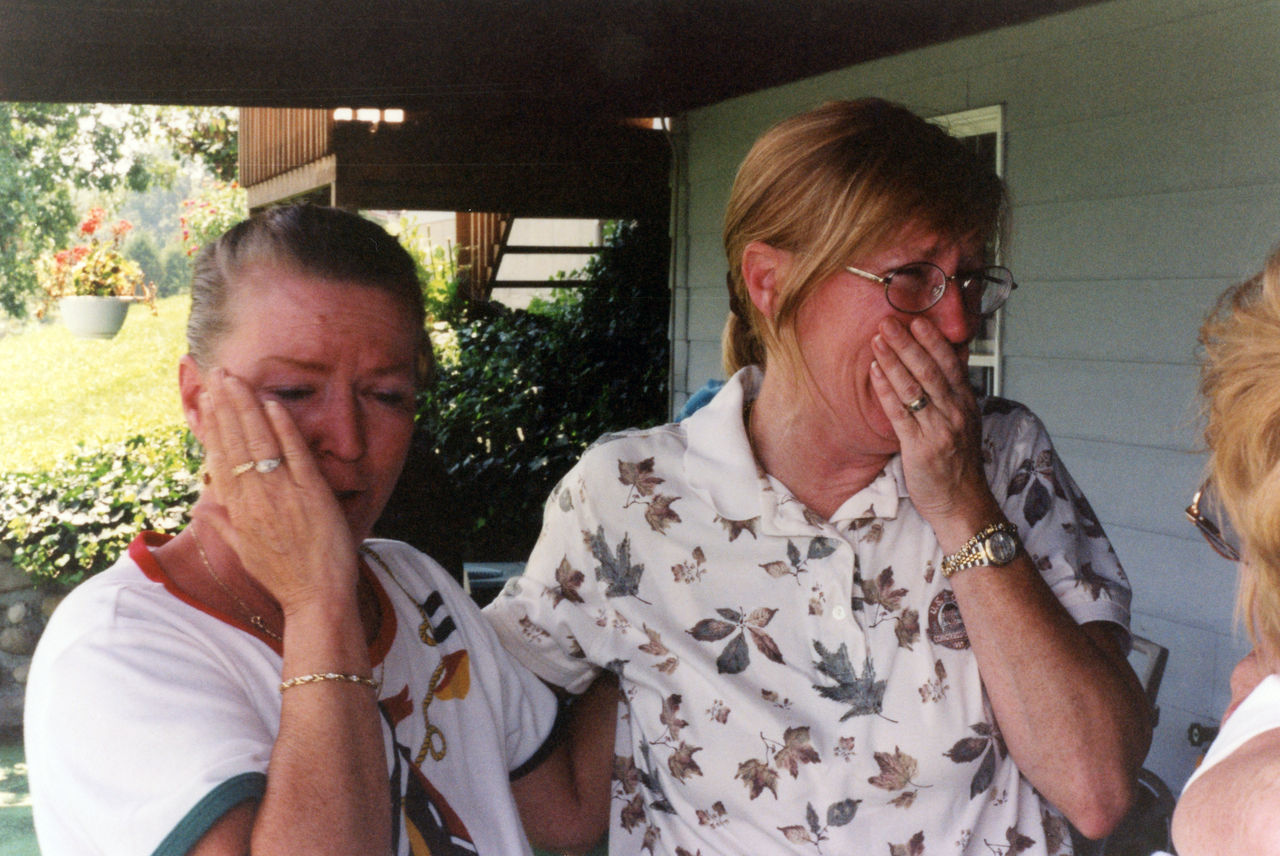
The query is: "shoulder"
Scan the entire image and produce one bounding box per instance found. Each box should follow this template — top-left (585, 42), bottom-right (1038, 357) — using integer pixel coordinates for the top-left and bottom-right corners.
top-left (359, 538), bottom-right (486, 619)
top-left (361, 537), bottom-right (458, 588)
top-left (35, 553), bottom-right (172, 656)
top-left (580, 422), bottom-right (687, 462)
top-left (559, 423), bottom-right (688, 492)
top-left (1175, 723), bottom-right (1280, 855)
top-left (980, 396), bottom-right (1048, 440)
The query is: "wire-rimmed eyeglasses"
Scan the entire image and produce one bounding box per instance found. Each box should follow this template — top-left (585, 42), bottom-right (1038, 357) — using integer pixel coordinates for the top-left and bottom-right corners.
top-left (845, 262), bottom-right (1017, 316)
top-left (1185, 480), bottom-right (1241, 562)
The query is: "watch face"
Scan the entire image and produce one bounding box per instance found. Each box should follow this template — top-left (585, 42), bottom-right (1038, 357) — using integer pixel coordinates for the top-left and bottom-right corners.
top-left (988, 530), bottom-right (1018, 564)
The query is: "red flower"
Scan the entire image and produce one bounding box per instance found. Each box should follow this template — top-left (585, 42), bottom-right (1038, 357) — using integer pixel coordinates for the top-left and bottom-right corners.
top-left (79, 207), bottom-right (105, 236)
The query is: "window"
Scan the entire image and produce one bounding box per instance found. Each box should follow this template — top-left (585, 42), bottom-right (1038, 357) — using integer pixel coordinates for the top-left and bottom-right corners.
top-left (930, 105), bottom-right (1006, 397)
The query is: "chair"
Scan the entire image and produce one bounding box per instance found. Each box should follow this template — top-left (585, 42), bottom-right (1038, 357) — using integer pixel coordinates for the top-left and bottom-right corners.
top-left (1129, 635), bottom-right (1170, 728)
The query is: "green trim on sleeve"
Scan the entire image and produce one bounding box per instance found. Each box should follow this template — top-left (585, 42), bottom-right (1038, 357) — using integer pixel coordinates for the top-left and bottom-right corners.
top-left (150, 772), bottom-right (265, 856)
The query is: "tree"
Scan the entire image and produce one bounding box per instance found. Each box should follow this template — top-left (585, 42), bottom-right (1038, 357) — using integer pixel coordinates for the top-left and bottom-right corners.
top-left (0, 103), bottom-right (155, 316)
top-left (154, 106), bottom-right (238, 183)
top-left (0, 103), bottom-right (239, 317)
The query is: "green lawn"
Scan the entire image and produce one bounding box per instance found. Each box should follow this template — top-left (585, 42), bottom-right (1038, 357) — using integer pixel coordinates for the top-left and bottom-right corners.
top-left (0, 735), bottom-right (37, 856)
top-left (0, 296), bottom-right (190, 473)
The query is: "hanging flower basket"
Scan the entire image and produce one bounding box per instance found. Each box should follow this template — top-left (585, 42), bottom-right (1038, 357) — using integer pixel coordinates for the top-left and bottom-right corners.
top-left (36, 208), bottom-right (156, 338)
top-left (56, 295), bottom-right (132, 339)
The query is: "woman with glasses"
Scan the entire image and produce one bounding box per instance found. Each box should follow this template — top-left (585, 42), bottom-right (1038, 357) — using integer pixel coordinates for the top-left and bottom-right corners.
top-left (486, 99), bottom-right (1151, 854)
top-left (1173, 246), bottom-right (1280, 856)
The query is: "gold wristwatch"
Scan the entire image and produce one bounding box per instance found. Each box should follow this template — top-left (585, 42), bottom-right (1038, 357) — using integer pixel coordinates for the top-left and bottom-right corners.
top-left (941, 522), bottom-right (1021, 578)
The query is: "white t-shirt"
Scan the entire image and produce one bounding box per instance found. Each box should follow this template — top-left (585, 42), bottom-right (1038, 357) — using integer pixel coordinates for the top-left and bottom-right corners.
top-left (26, 533), bottom-right (558, 856)
top-left (486, 366), bottom-right (1131, 856)
top-left (1183, 673), bottom-right (1280, 792)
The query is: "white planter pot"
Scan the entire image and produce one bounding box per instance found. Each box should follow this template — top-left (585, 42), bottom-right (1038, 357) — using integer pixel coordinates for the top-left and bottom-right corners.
top-left (58, 296), bottom-right (129, 339)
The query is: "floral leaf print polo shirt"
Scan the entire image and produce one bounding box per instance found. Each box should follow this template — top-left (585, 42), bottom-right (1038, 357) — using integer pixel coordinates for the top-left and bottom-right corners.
top-left (485, 367), bottom-right (1131, 856)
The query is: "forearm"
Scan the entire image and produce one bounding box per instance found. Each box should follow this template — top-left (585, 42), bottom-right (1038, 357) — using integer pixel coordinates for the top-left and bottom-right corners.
top-left (252, 598), bottom-right (390, 855)
top-left (949, 546), bottom-right (1150, 836)
top-left (514, 673), bottom-right (617, 852)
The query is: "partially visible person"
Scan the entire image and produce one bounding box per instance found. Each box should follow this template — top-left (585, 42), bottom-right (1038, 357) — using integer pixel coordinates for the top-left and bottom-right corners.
top-left (1173, 243), bottom-right (1280, 856)
top-left (25, 204), bottom-right (612, 856)
top-left (487, 99), bottom-right (1150, 855)
top-left (675, 377), bottom-right (725, 421)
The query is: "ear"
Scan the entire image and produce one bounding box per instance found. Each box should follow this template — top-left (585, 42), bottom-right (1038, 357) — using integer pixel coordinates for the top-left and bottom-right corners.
top-left (740, 241), bottom-right (789, 320)
top-left (178, 355), bottom-right (208, 441)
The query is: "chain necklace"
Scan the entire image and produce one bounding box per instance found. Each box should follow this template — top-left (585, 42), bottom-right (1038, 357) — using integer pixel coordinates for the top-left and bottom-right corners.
top-left (189, 524), bottom-right (282, 642)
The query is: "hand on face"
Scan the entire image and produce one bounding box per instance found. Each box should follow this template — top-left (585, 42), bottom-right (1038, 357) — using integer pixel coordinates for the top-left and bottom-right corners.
top-left (195, 368), bottom-right (359, 615)
top-left (868, 314), bottom-right (993, 523)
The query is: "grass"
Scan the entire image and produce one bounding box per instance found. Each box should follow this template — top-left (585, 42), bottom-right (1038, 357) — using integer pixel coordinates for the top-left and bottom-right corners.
top-left (0, 296), bottom-right (190, 473)
top-left (0, 734), bottom-right (37, 856)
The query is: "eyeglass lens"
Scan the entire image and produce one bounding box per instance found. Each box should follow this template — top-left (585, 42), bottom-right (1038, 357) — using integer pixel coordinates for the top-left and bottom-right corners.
top-left (884, 264), bottom-right (1014, 316)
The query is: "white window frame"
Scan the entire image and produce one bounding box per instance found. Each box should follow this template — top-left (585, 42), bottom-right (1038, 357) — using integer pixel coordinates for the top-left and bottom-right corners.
top-left (929, 105), bottom-right (1006, 396)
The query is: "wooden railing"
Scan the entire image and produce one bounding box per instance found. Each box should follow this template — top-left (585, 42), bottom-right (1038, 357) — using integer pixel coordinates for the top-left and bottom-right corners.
top-left (455, 212), bottom-right (511, 302)
top-left (239, 108), bottom-right (333, 187)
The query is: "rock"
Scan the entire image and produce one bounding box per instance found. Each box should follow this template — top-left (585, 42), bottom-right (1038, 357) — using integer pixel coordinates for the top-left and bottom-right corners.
top-left (11, 663), bottom-right (28, 684)
top-left (41, 594), bottom-right (66, 619)
top-left (6, 602), bottom-right (27, 625)
top-left (0, 688), bottom-right (24, 731)
top-left (0, 626), bottom-right (37, 657)
top-left (0, 561), bottom-right (28, 595)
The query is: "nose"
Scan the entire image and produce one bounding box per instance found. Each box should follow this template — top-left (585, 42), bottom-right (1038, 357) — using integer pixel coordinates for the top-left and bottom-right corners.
top-left (312, 389), bottom-right (367, 463)
top-left (927, 278), bottom-right (979, 344)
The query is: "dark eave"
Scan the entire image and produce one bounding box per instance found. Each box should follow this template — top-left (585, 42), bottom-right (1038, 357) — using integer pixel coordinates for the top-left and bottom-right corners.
top-left (2, 0), bottom-right (1104, 118)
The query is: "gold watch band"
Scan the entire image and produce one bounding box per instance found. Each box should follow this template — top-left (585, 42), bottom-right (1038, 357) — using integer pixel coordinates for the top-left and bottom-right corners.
top-left (940, 522), bottom-right (1020, 578)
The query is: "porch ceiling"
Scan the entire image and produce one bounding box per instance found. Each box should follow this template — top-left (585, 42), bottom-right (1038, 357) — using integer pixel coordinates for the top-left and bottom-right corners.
top-left (3, 0), bottom-right (1102, 118)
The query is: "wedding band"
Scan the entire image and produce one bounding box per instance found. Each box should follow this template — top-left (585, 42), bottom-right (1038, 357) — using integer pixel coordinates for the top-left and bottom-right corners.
top-left (906, 395), bottom-right (930, 413)
top-left (231, 461), bottom-right (255, 476)
top-left (254, 457), bottom-right (282, 474)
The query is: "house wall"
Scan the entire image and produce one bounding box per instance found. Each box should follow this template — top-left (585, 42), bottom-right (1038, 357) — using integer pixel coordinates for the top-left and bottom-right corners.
top-left (669, 0), bottom-right (1280, 791)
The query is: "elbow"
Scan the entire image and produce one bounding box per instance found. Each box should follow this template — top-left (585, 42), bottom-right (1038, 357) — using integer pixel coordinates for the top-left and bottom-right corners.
top-left (1069, 796), bottom-right (1130, 842)
top-left (1061, 767), bottom-right (1136, 841)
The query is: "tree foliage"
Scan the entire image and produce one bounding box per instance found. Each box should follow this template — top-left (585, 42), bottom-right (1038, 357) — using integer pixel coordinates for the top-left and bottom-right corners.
top-left (154, 106), bottom-right (239, 183)
top-left (0, 103), bottom-right (153, 316)
top-left (0, 103), bottom-right (238, 317)
top-left (408, 219), bottom-right (671, 561)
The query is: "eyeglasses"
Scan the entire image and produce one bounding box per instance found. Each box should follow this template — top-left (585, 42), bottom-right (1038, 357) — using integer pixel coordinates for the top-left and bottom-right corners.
top-left (844, 262), bottom-right (1017, 316)
top-left (1185, 480), bottom-right (1241, 562)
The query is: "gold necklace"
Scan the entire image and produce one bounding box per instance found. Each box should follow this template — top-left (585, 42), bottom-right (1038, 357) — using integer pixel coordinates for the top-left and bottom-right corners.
top-left (189, 524), bottom-right (282, 642)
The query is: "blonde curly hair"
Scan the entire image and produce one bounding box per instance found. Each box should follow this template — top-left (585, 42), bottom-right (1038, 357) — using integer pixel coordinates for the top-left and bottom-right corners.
top-left (1200, 243), bottom-right (1280, 663)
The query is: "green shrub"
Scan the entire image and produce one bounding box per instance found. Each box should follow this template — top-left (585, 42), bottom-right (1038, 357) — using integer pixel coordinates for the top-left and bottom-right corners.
top-left (417, 219), bottom-right (669, 561)
top-left (0, 428), bottom-right (202, 588)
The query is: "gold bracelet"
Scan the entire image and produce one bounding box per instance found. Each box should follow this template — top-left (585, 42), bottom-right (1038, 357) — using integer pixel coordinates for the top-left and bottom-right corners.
top-left (279, 672), bottom-right (378, 692)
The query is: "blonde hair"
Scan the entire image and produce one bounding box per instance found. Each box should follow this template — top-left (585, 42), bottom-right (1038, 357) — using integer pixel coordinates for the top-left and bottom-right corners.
top-left (1200, 243), bottom-right (1280, 662)
top-left (721, 98), bottom-right (1008, 376)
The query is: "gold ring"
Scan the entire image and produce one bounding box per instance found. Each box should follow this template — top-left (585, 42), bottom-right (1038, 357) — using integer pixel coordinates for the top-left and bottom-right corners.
top-left (906, 394), bottom-right (929, 413)
top-left (255, 457), bottom-right (282, 474)
top-left (231, 460), bottom-right (255, 476)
